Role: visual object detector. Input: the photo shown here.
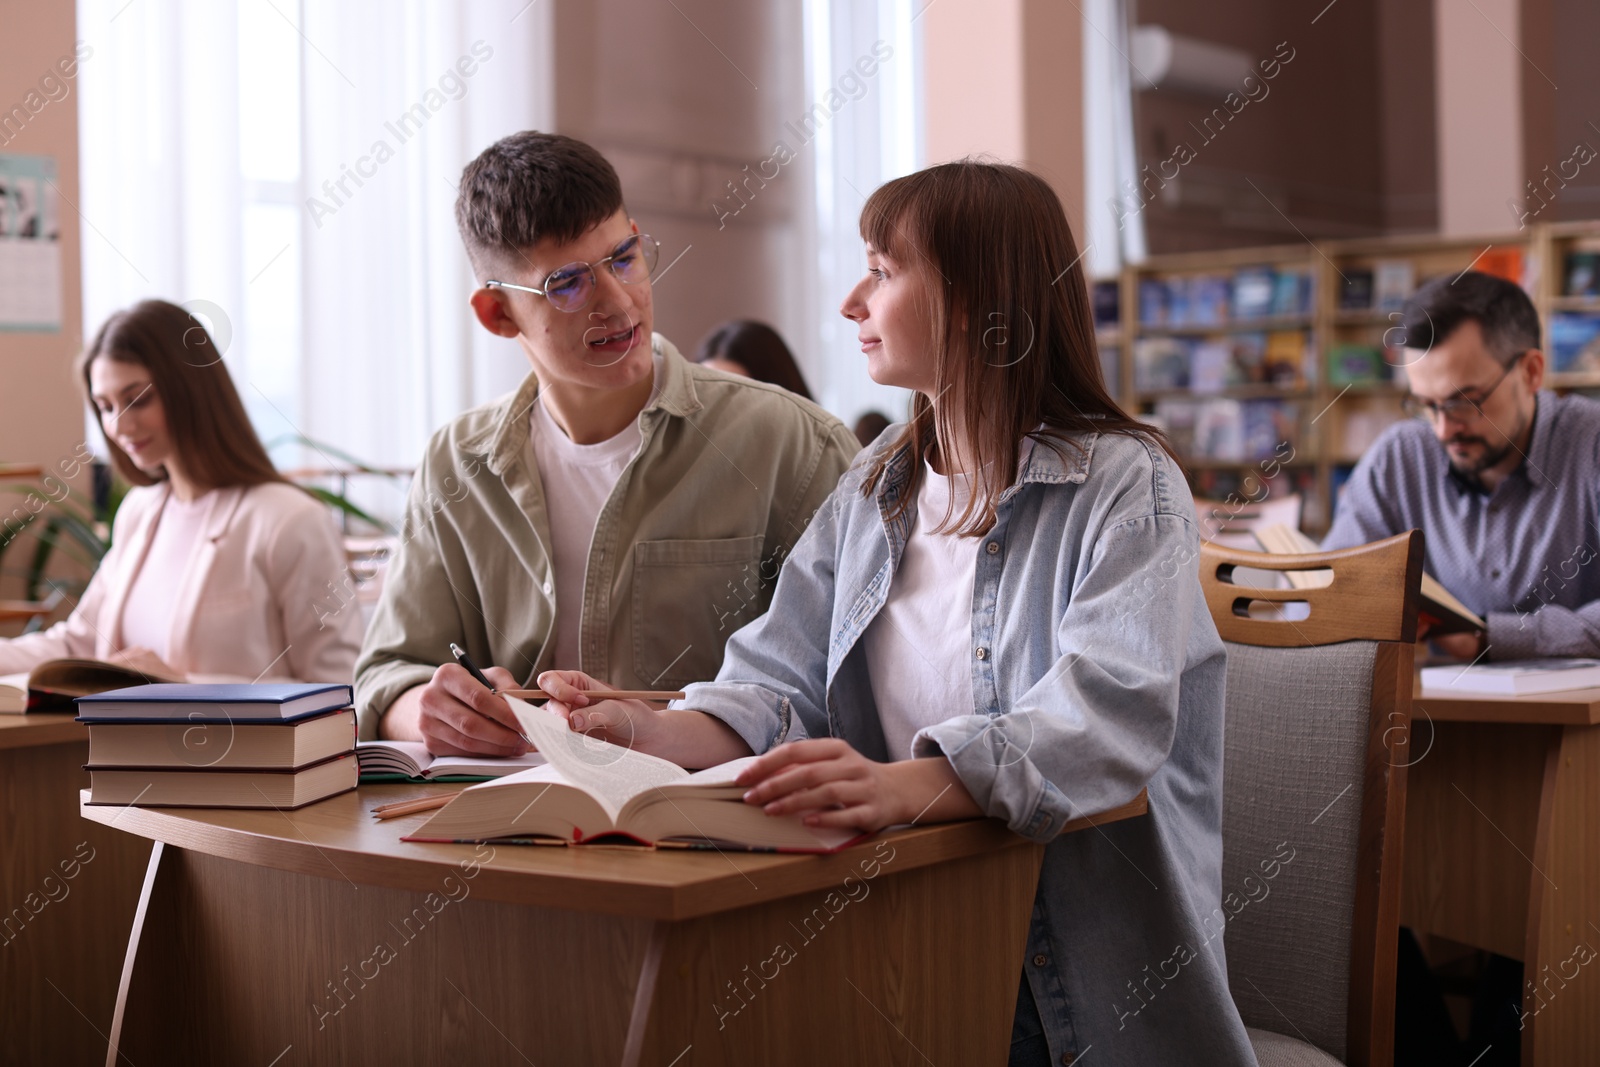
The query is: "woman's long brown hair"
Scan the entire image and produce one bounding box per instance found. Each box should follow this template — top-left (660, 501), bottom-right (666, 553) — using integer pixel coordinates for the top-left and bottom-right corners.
top-left (78, 300), bottom-right (287, 491)
top-left (859, 160), bottom-right (1176, 535)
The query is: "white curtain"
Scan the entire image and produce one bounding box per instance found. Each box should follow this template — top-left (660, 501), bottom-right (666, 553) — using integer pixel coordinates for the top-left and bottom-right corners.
top-left (800, 0), bottom-right (924, 428)
top-left (78, 0), bottom-right (550, 504)
top-left (1082, 0), bottom-right (1144, 272)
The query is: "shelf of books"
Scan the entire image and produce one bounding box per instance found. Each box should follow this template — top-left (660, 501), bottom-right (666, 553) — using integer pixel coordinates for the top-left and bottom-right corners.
top-left (1095, 221), bottom-right (1600, 536)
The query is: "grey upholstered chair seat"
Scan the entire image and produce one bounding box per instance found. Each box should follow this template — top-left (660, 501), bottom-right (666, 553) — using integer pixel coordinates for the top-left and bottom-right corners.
top-left (1248, 1027), bottom-right (1345, 1066)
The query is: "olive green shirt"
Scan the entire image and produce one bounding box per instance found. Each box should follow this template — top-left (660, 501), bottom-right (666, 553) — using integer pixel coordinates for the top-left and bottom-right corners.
top-left (353, 334), bottom-right (860, 739)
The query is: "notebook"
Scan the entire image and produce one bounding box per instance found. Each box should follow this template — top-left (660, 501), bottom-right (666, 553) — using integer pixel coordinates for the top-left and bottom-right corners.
top-left (1420, 658), bottom-right (1600, 696)
top-left (356, 739), bottom-right (547, 781)
top-left (74, 682), bottom-right (354, 723)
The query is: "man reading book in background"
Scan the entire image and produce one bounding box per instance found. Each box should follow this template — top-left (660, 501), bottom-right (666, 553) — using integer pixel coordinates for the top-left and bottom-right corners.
top-left (354, 132), bottom-right (859, 754)
top-left (1321, 271), bottom-right (1600, 661)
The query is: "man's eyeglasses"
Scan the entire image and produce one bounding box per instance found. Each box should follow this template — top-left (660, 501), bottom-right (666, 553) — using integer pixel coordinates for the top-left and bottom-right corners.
top-left (486, 233), bottom-right (660, 313)
top-left (1401, 352), bottom-right (1526, 423)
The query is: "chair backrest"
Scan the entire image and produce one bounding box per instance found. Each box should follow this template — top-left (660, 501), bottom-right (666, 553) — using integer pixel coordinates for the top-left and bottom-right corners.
top-left (1199, 531), bottom-right (1421, 1067)
top-left (1194, 493), bottom-right (1302, 549)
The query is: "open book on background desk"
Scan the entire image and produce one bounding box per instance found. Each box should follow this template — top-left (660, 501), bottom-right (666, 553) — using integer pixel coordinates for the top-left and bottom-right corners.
top-left (0, 657), bottom-right (182, 714)
top-left (406, 696), bottom-right (860, 852)
top-left (356, 739), bottom-right (546, 781)
top-left (1253, 524), bottom-right (1486, 635)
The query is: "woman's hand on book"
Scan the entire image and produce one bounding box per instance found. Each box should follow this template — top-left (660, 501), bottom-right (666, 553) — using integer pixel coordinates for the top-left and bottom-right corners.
top-left (733, 739), bottom-right (981, 832)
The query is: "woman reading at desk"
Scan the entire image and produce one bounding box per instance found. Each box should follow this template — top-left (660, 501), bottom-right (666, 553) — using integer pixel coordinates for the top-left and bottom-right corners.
top-left (0, 299), bottom-right (362, 684)
top-left (538, 162), bottom-right (1254, 1066)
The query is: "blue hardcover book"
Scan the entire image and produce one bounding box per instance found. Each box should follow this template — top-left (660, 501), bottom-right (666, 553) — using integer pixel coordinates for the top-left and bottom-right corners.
top-left (75, 682), bottom-right (353, 723)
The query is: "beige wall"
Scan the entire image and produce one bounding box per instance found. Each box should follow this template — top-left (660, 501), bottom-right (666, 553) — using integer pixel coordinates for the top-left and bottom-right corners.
top-left (1436, 0), bottom-right (1523, 234)
top-left (551, 0), bottom-right (810, 371)
top-left (0, 0), bottom-right (87, 605)
top-left (923, 0), bottom-right (1085, 237)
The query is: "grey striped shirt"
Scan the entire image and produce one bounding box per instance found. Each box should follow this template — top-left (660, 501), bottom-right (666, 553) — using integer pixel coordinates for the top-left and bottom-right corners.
top-left (1322, 390), bottom-right (1600, 660)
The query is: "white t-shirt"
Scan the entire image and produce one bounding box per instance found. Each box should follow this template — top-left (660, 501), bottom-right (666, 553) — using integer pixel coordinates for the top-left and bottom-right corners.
top-left (527, 357), bottom-right (660, 671)
top-left (862, 462), bottom-right (980, 761)
top-left (120, 490), bottom-right (216, 660)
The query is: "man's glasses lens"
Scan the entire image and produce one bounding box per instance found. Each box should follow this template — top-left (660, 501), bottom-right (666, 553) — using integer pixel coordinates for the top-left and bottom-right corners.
top-left (544, 234), bottom-right (660, 312)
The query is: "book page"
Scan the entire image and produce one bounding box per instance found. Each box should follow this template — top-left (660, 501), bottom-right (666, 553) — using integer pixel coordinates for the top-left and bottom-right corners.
top-left (427, 752), bottom-right (548, 778)
top-left (510, 697), bottom-right (687, 823)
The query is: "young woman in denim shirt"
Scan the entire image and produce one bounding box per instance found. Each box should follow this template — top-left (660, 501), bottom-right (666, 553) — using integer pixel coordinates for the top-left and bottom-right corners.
top-left (540, 161), bottom-right (1257, 1066)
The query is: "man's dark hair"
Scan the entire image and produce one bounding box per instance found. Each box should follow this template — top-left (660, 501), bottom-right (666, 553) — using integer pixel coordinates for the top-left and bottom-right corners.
top-left (454, 131), bottom-right (623, 278)
top-left (1399, 271), bottom-right (1541, 365)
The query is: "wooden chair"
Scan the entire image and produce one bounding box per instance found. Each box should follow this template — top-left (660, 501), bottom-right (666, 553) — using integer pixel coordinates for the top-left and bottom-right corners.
top-left (1198, 531), bottom-right (1422, 1067)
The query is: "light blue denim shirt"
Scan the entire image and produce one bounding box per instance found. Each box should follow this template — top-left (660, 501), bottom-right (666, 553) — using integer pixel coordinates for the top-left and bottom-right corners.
top-left (681, 428), bottom-right (1257, 1066)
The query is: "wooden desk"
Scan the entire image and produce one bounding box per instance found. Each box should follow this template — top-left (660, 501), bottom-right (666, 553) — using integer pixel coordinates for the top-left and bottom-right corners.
top-left (84, 782), bottom-right (1146, 1065)
top-left (1401, 685), bottom-right (1600, 1066)
top-left (0, 716), bottom-right (152, 1066)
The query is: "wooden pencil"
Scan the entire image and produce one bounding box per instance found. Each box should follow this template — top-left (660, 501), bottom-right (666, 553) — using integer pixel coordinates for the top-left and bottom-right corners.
top-left (499, 688), bottom-right (686, 702)
top-left (372, 794), bottom-right (455, 820)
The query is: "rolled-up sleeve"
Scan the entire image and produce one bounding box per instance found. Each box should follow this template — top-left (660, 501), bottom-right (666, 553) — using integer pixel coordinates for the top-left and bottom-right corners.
top-left (914, 513), bottom-right (1201, 842)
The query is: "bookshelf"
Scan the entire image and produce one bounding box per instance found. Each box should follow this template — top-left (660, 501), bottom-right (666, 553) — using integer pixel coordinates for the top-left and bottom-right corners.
top-left (1095, 221), bottom-right (1600, 536)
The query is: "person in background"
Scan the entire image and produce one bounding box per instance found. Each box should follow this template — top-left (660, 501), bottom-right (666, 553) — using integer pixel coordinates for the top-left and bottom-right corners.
top-left (693, 319), bottom-right (814, 400)
top-left (355, 132), bottom-right (859, 754)
top-left (537, 161), bottom-right (1255, 1067)
top-left (0, 299), bottom-right (363, 683)
top-left (1322, 271), bottom-right (1600, 660)
top-left (852, 409), bottom-right (891, 448)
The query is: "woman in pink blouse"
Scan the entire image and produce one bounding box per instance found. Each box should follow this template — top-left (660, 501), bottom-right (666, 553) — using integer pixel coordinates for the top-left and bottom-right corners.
top-left (0, 300), bottom-right (362, 684)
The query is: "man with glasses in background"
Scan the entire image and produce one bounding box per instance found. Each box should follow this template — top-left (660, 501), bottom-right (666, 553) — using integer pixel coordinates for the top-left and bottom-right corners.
top-left (355, 131), bottom-right (858, 755)
top-left (1322, 270), bottom-right (1600, 662)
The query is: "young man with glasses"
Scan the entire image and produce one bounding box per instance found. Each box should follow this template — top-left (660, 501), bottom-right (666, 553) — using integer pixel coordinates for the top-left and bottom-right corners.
top-left (354, 131), bottom-right (859, 755)
top-left (1322, 270), bottom-right (1600, 661)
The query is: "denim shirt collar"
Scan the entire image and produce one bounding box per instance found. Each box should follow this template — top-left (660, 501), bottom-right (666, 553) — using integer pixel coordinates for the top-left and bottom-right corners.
top-left (874, 431), bottom-right (1097, 546)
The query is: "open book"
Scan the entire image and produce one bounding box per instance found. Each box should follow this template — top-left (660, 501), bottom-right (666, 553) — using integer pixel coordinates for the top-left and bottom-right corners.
top-left (355, 739), bottom-right (546, 781)
top-left (1253, 524), bottom-right (1486, 635)
top-left (406, 697), bottom-right (859, 852)
top-left (0, 657), bottom-right (182, 714)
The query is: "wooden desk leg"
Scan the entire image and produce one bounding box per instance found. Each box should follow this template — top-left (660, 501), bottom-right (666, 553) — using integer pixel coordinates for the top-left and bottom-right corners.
top-left (1521, 723), bottom-right (1600, 1066)
top-left (0, 741), bottom-right (149, 1066)
top-left (623, 838), bottom-right (1044, 1067)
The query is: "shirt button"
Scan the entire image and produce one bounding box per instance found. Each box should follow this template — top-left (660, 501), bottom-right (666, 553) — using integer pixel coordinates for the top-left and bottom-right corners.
top-left (1033, 953), bottom-right (1048, 966)
top-left (986, 542), bottom-right (1000, 555)
top-left (975, 647), bottom-right (988, 660)
top-left (542, 580), bottom-right (553, 596)
top-left (1491, 569), bottom-right (1501, 579)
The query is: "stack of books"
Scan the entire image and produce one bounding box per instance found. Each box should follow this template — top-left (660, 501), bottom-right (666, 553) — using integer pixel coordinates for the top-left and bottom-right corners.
top-left (78, 683), bottom-right (357, 809)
